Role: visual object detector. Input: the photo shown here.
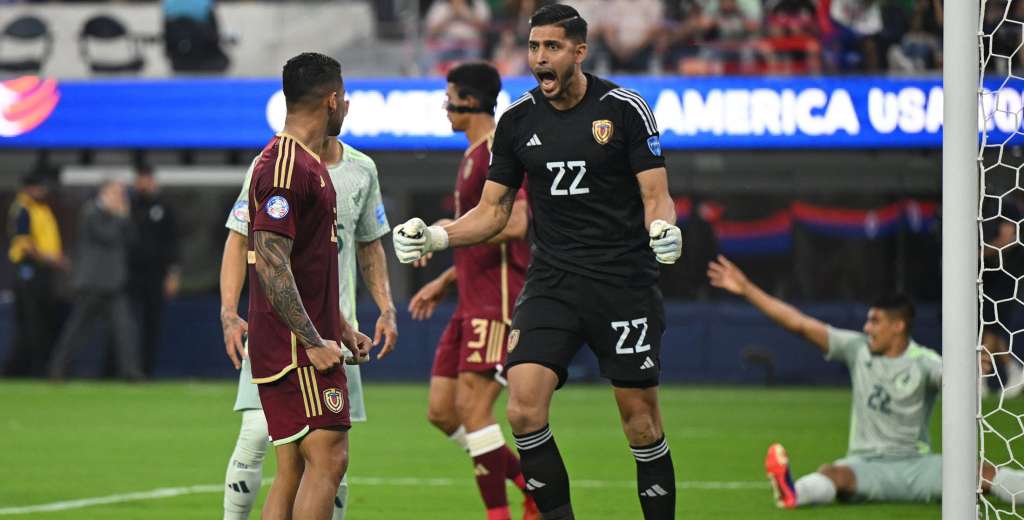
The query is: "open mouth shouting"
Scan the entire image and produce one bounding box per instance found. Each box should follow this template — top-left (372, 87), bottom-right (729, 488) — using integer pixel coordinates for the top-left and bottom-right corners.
top-left (535, 69), bottom-right (559, 95)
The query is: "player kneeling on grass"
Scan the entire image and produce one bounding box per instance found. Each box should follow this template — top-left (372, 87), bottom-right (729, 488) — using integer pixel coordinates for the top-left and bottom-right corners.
top-left (707, 255), bottom-right (1024, 508)
top-left (394, 5), bottom-right (683, 519)
top-left (407, 61), bottom-right (538, 520)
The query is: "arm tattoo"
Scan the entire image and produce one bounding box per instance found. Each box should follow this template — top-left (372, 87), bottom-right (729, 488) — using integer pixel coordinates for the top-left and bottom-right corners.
top-left (357, 240), bottom-right (396, 312)
top-left (253, 231), bottom-right (323, 348)
top-left (498, 188), bottom-right (516, 216)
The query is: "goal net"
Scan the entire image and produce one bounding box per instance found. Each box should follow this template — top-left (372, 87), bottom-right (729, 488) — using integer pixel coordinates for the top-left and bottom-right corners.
top-left (980, 0), bottom-right (1024, 516)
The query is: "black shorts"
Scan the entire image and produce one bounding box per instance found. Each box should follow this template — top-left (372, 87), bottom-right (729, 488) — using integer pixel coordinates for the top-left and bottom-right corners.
top-left (506, 264), bottom-right (665, 389)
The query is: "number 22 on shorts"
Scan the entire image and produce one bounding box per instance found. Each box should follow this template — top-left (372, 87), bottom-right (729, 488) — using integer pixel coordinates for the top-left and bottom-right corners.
top-left (611, 318), bottom-right (650, 355)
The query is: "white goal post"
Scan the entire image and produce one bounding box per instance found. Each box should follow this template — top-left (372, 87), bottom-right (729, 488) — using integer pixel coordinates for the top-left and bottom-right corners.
top-left (944, 0), bottom-right (979, 518)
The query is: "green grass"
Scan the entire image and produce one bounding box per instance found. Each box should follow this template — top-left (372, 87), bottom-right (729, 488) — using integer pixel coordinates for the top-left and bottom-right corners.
top-left (0, 381), bottom-right (976, 519)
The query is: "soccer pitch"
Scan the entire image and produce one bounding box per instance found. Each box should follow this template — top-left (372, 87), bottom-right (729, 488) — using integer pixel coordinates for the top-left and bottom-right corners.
top-left (0, 381), bottom-right (981, 519)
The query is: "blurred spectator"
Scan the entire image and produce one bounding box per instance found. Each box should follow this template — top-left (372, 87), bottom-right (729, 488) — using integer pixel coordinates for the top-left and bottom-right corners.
top-left (701, 0), bottom-right (763, 20)
top-left (48, 180), bottom-right (142, 381)
top-left (424, 0), bottom-right (491, 75)
top-left (489, 0), bottom-right (540, 76)
top-left (699, 0), bottom-right (764, 74)
top-left (763, 0), bottom-right (822, 74)
top-left (662, 1), bottom-right (717, 74)
top-left (826, 0), bottom-right (884, 72)
top-left (126, 164), bottom-right (179, 377)
top-left (984, 0), bottom-right (1022, 76)
top-left (3, 172), bottom-right (64, 378)
top-left (594, 0), bottom-right (664, 73)
top-left (887, 0), bottom-right (942, 72)
top-left (163, 0), bottom-right (230, 73)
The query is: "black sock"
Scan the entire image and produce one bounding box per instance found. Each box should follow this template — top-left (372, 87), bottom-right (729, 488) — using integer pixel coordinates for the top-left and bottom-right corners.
top-left (513, 425), bottom-right (573, 519)
top-left (632, 435), bottom-right (676, 519)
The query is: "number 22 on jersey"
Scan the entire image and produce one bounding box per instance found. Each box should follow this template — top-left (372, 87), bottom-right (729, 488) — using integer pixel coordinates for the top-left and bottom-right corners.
top-left (547, 160), bottom-right (589, 196)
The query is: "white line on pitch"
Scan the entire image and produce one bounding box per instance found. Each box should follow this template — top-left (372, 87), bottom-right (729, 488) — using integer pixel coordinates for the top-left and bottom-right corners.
top-left (0, 478), bottom-right (766, 515)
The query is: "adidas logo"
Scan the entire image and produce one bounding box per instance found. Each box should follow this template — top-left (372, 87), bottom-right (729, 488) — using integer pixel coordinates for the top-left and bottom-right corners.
top-left (474, 463), bottom-right (490, 477)
top-left (526, 134), bottom-right (542, 147)
top-left (526, 478), bottom-right (547, 491)
top-left (641, 484), bottom-right (669, 498)
top-left (640, 357), bottom-right (655, 370)
top-left (227, 481), bottom-right (252, 493)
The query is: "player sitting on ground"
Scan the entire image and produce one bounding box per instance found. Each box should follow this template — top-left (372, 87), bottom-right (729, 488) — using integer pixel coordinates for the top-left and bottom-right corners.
top-left (220, 77), bottom-right (397, 519)
top-left (407, 61), bottom-right (538, 520)
top-left (707, 255), bottom-right (1024, 508)
top-left (393, 5), bottom-right (683, 519)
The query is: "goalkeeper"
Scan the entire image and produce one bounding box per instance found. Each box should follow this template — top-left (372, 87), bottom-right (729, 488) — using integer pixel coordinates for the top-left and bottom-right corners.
top-left (708, 255), bottom-right (1024, 508)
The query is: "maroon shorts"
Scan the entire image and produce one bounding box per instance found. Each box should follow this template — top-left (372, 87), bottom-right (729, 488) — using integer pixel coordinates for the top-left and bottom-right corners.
top-left (431, 316), bottom-right (511, 378)
top-left (257, 365), bottom-right (350, 445)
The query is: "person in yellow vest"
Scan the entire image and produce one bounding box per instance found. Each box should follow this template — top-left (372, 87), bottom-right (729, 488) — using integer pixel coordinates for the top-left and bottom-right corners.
top-left (4, 172), bottom-right (65, 377)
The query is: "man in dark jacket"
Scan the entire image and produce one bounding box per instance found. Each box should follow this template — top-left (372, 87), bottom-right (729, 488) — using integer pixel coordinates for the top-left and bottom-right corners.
top-left (48, 179), bottom-right (142, 380)
top-left (127, 164), bottom-right (179, 377)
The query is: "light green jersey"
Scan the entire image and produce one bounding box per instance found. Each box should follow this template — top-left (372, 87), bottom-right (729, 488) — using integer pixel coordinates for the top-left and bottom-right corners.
top-left (826, 327), bottom-right (943, 458)
top-left (225, 140), bottom-right (391, 327)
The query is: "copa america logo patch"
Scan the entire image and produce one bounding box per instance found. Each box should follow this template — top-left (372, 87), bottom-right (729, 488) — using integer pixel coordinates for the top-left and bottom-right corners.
top-left (647, 135), bottom-right (662, 157)
top-left (507, 329), bottom-right (520, 353)
top-left (265, 196), bottom-right (289, 220)
top-left (232, 200), bottom-right (249, 223)
top-left (323, 387), bottom-right (344, 414)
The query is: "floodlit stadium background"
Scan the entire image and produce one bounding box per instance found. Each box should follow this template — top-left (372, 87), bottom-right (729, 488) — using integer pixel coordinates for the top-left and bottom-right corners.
top-left (0, 0), bottom-right (986, 518)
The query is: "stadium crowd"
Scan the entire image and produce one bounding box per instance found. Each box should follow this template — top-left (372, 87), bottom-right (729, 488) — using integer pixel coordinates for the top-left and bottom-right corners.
top-left (419, 0), bottom-right (946, 76)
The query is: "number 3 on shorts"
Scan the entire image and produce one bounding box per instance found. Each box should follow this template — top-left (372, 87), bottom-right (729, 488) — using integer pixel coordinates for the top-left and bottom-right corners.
top-left (611, 318), bottom-right (650, 355)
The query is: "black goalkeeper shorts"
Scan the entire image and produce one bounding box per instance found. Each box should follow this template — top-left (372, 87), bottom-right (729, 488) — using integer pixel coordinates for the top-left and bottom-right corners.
top-left (506, 263), bottom-right (665, 389)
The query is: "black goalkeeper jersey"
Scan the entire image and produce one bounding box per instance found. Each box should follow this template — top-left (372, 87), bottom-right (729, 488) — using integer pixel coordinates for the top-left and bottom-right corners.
top-left (487, 73), bottom-right (667, 287)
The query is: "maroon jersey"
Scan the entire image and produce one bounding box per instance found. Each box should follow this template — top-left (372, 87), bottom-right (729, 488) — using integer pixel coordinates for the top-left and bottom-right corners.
top-left (453, 134), bottom-right (530, 322)
top-left (247, 133), bottom-right (342, 383)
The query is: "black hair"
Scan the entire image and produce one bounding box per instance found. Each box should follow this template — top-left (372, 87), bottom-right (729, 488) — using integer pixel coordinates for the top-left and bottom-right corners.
top-left (134, 161), bottom-right (154, 177)
top-left (529, 3), bottom-right (587, 43)
top-left (446, 61), bottom-right (502, 115)
top-left (282, 52), bottom-right (343, 109)
top-left (871, 293), bottom-right (916, 333)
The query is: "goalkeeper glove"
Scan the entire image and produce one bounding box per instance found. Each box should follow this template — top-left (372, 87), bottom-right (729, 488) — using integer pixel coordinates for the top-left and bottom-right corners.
top-left (649, 219), bottom-right (682, 264)
top-left (392, 217), bottom-right (449, 264)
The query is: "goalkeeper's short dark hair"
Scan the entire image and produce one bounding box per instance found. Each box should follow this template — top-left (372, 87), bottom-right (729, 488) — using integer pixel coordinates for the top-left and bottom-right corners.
top-left (871, 293), bottom-right (916, 332)
top-left (446, 62), bottom-right (502, 115)
top-left (282, 52), bottom-right (342, 109)
top-left (530, 3), bottom-right (587, 43)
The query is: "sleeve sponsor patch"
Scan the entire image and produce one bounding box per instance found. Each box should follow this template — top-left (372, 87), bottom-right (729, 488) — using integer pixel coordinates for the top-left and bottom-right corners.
top-left (647, 135), bottom-right (662, 157)
top-left (231, 200), bottom-right (249, 223)
top-left (265, 196), bottom-right (290, 220)
top-left (375, 203), bottom-right (387, 225)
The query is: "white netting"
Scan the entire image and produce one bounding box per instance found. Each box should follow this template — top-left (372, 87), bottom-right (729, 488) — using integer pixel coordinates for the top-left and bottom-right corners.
top-left (980, 1), bottom-right (1024, 516)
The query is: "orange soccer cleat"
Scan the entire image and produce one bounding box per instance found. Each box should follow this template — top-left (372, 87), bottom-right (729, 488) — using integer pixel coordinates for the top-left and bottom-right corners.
top-left (765, 443), bottom-right (797, 509)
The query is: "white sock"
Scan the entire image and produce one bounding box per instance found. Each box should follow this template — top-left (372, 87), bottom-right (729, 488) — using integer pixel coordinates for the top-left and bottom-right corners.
top-left (449, 425), bottom-right (469, 453)
top-left (332, 473), bottom-right (349, 520)
top-left (224, 409), bottom-right (269, 520)
top-left (794, 472), bottom-right (837, 507)
top-left (992, 468), bottom-right (1024, 504)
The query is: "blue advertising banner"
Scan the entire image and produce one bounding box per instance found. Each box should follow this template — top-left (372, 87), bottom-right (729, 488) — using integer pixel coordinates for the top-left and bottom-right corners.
top-left (0, 74), bottom-right (1001, 150)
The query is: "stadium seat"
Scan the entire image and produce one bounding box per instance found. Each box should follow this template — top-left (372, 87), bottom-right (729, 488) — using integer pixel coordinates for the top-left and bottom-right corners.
top-left (78, 15), bottom-right (145, 75)
top-left (0, 15), bottom-right (53, 73)
top-left (163, 13), bottom-right (230, 73)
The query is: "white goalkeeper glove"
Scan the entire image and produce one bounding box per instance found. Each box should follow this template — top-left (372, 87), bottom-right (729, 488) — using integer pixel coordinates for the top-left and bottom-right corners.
top-left (392, 217), bottom-right (449, 264)
top-left (649, 219), bottom-right (682, 264)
